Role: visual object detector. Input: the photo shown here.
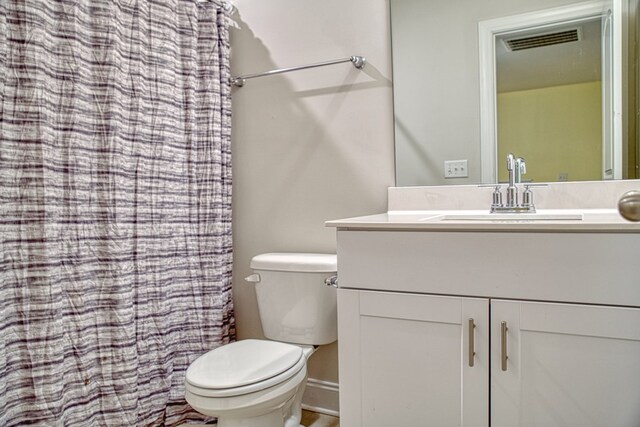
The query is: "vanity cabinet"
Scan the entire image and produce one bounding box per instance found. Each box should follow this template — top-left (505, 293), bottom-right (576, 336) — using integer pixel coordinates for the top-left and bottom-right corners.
top-left (339, 291), bottom-right (640, 427)
top-left (335, 230), bottom-right (640, 427)
top-left (491, 300), bottom-right (640, 427)
top-left (338, 290), bottom-right (489, 426)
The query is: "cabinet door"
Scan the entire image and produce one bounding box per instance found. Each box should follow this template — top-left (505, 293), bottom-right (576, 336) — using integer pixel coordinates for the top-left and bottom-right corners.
top-left (338, 289), bottom-right (489, 427)
top-left (491, 300), bottom-right (640, 427)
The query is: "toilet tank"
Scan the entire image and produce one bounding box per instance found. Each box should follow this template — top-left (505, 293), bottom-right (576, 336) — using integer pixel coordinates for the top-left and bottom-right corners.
top-left (249, 253), bottom-right (337, 345)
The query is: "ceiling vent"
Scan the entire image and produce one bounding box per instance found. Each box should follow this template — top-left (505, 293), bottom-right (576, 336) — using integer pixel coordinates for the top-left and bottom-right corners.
top-left (503, 28), bottom-right (581, 51)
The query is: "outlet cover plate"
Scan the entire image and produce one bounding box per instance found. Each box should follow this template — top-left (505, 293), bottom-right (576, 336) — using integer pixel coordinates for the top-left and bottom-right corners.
top-left (444, 160), bottom-right (468, 178)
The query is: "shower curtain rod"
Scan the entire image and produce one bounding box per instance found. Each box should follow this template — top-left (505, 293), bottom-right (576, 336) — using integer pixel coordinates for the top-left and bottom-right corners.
top-left (231, 55), bottom-right (366, 87)
top-left (209, 0), bottom-right (235, 14)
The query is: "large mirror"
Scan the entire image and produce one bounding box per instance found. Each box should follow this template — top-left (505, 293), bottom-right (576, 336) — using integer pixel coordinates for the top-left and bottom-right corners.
top-left (391, 0), bottom-right (639, 186)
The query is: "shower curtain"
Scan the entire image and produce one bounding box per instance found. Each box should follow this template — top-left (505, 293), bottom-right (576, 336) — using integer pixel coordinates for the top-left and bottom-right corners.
top-left (0, 1), bottom-right (234, 425)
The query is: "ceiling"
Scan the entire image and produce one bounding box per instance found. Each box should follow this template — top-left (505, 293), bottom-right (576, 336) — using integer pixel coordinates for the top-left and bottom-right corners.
top-left (496, 17), bottom-right (602, 93)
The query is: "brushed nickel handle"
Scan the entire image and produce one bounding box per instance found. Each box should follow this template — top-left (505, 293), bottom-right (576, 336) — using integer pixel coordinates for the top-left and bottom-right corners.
top-left (468, 318), bottom-right (476, 367)
top-left (501, 321), bottom-right (508, 371)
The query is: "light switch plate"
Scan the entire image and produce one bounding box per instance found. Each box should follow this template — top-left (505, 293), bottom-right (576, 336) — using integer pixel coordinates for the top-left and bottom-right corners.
top-left (444, 160), bottom-right (468, 178)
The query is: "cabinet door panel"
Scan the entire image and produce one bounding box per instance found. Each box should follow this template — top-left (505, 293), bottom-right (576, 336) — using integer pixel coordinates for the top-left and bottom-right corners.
top-left (492, 300), bottom-right (640, 427)
top-left (338, 289), bottom-right (488, 427)
top-left (360, 315), bottom-right (461, 426)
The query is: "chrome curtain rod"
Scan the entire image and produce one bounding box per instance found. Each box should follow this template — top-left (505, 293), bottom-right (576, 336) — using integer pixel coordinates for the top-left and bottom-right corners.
top-left (231, 55), bottom-right (366, 87)
top-left (208, 0), bottom-right (236, 15)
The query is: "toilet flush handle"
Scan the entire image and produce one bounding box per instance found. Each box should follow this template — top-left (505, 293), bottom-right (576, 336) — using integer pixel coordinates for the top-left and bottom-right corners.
top-left (325, 275), bottom-right (338, 288)
top-left (245, 273), bottom-right (261, 283)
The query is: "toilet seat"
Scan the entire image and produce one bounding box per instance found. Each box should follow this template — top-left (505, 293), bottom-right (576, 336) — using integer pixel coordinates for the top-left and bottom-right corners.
top-left (185, 340), bottom-right (306, 398)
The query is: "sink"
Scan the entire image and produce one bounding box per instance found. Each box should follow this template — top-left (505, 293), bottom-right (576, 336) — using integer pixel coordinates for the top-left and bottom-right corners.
top-left (421, 212), bottom-right (584, 222)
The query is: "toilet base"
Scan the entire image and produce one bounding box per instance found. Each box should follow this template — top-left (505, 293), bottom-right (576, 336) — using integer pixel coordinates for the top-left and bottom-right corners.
top-left (187, 367), bottom-right (308, 427)
top-left (186, 344), bottom-right (319, 427)
top-left (217, 412), bottom-right (300, 427)
top-left (215, 380), bottom-right (303, 427)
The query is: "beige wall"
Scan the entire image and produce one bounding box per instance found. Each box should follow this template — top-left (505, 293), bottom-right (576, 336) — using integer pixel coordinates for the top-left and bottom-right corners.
top-left (229, 0), bottom-right (395, 392)
top-left (498, 81), bottom-right (603, 183)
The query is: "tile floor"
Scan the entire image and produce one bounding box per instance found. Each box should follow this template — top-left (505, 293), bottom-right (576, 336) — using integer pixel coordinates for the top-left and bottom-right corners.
top-left (301, 410), bottom-right (339, 427)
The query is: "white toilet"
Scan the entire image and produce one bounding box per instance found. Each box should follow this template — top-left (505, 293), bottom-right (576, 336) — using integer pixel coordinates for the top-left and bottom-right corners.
top-left (185, 253), bottom-right (338, 427)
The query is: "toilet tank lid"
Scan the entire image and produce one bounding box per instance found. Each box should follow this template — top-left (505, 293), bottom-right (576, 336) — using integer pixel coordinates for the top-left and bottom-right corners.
top-left (250, 253), bottom-right (337, 272)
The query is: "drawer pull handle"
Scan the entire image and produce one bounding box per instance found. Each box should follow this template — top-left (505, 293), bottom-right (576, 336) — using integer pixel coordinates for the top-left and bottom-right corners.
top-left (501, 321), bottom-right (508, 371)
top-left (468, 318), bottom-right (476, 367)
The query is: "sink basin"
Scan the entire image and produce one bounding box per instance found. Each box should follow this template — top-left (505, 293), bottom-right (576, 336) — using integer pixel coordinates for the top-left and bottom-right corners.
top-left (421, 212), bottom-right (584, 222)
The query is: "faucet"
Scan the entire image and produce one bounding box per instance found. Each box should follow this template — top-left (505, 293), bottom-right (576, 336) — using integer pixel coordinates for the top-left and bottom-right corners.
top-left (505, 154), bottom-right (518, 208)
top-left (490, 153), bottom-right (537, 213)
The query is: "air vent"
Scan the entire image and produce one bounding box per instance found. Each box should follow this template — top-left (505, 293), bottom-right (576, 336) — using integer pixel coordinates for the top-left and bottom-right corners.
top-left (503, 28), bottom-right (581, 51)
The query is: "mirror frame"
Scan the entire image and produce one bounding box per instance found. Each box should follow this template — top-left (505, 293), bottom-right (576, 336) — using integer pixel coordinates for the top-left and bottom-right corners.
top-left (478, 0), bottom-right (623, 183)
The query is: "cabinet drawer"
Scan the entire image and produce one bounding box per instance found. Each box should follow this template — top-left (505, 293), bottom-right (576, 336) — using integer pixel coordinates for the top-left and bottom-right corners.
top-left (337, 230), bottom-right (640, 306)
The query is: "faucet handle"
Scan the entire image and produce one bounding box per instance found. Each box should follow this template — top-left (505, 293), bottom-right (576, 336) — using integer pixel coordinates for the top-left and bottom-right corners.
top-left (522, 185), bottom-right (534, 209)
top-left (491, 185), bottom-right (503, 209)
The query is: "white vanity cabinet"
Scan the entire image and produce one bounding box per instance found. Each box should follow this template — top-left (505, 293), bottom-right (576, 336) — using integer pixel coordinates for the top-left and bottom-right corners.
top-left (335, 229), bottom-right (640, 427)
top-left (338, 290), bottom-right (489, 427)
top-left (491, 300), bottom-right (640, 427)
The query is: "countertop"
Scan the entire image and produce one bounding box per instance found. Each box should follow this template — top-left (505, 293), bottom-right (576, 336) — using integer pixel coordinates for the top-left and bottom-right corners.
top-left (326, 209), bottom-right (640, 232)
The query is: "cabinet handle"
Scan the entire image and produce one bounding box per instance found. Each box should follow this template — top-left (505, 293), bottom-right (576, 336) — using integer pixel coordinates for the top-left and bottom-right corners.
top-left (501, 321), bottom-right (508, 371)
top-left (468, 318), bottom-right (476, 367)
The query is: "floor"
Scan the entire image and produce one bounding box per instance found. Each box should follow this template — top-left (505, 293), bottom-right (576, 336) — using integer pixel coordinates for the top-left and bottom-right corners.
top-left (301, 410), bottom-right (339, 427)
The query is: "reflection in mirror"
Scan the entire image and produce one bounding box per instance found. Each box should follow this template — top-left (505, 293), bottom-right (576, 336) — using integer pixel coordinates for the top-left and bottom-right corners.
top-left (391, 0), bottom-right (639, 187)
top-left (496, 18), bottom-right (605, 183)
top-left (482, 2), bottom-right (618, 184)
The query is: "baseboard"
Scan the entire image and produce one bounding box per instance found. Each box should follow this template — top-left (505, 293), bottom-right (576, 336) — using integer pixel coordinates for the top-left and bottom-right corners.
top-left (301, 378), bottom-right (340, 417)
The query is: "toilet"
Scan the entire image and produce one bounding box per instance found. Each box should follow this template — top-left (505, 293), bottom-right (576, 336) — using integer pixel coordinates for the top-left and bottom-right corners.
top-left (185, 253), bottom-right (338, 427)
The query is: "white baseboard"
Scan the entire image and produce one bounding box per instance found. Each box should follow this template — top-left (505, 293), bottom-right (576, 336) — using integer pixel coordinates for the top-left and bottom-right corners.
top-left (302, 378), bottom-right (340, 417)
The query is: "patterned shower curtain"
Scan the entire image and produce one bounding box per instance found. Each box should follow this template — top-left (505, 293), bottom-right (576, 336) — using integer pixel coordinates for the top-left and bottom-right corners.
top-left (0, 1), bottom-right (234, 425)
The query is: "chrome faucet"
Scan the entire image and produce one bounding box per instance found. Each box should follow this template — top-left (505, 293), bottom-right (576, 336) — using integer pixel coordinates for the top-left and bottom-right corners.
top-left (505, 154), bottom-right (518, 208)
top-left (490, 153), bottom-right (537, 213)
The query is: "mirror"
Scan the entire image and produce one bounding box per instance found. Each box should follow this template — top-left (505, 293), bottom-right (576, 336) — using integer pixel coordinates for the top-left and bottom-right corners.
top-left (391, 0), bottom-right (639, 186)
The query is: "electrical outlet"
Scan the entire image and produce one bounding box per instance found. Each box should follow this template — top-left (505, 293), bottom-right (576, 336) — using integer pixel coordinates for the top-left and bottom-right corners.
top-left (444, 160), bottom-right (468, 178)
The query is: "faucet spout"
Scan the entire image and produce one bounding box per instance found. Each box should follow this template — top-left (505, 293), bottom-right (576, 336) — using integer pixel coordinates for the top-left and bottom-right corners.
top-left (506, 153), bottom-right (515, 186)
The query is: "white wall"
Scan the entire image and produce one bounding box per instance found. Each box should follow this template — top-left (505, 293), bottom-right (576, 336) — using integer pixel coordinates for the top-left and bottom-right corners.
top-left (229, 0), bottom-right (395, 411)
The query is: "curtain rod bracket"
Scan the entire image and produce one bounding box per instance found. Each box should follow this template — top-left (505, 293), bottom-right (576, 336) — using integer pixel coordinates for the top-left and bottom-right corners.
top-left (350, 55), bottom-right (366, 69)
top-left (232, 55), bottom-right (366, 87)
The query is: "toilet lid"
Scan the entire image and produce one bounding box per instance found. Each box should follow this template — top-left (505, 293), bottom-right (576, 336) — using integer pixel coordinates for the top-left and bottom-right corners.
top-left (185, 339), bottom-right (304, 390)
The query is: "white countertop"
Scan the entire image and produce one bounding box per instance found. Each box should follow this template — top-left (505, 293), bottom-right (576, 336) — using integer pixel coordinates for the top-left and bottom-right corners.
top-left (326, 209), bottom-right (640, 232)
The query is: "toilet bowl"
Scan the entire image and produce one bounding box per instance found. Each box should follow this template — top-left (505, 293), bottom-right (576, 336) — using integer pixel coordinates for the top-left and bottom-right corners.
top-left (185, 253), bottom-right (338, 427)
top-left (185, 340), bottom-right (315, 427)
